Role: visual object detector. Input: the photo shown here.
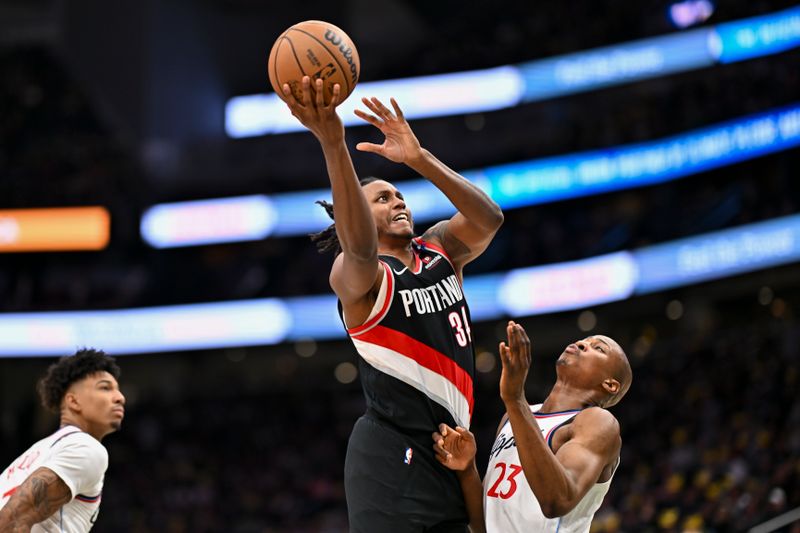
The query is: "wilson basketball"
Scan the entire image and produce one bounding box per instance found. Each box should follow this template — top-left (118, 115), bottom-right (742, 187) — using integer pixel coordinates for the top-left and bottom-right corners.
top-left (268, 20), bottom-right (360, 105)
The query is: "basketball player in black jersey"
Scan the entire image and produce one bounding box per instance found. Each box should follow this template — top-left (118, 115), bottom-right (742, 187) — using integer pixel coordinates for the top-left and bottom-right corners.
top-left (280, 77), bottom-right (503, 532)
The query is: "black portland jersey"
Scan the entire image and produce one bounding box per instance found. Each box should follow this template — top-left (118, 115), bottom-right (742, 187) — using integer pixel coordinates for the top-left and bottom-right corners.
top-left (342, 237), bottom-right (475, 434)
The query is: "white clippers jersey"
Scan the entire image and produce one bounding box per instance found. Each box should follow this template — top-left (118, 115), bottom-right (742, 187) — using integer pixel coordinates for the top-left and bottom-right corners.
top-left (483, 404), bottom-right (616, 533)
top-left (0, 425), bottom-right (108, 532)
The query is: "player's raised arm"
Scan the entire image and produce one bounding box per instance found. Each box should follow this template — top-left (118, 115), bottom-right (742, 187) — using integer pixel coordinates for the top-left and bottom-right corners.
top-left (283, 77), bottom-right (381, 307)
top-left (0, 467), bottom-right (72, 532)
top-left (355, 96), bottom-right (503, 275)
top-left (499, 322), bottom-right (622, 518)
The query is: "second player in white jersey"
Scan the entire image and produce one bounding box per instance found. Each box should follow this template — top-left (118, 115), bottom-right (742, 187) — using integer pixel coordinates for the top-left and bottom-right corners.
top-left (484, 405), bottom-right (617, 533)
top-left (0, 426), bottom-right (108, 532)
top-left (0, 349), bottom-right (125, 533)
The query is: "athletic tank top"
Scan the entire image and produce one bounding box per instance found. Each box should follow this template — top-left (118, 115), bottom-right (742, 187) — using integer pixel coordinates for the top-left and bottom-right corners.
top-left (341, 237), bottom-right (475, 434)
top-left (0, 425), bottom-right (108, 532)
top-left (483, 404), bottom-right (617, 533)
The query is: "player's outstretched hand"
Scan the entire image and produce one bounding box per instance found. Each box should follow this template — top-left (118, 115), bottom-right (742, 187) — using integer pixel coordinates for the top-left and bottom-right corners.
top-left (354, 97), bottom-right (422, 164)
top-left (499, 320), bottom-right (532, 403)
top-left (282, 76), bottom-right (344, 143)
top-left (432, 423), bottom-right (477, 472)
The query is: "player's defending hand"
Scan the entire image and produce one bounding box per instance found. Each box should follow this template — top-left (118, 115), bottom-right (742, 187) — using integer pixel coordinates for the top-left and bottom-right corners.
top-left (499, 320), bottom-right (532, 404)
top-left (354, 97), bottom-right (422, 164)
top-left (432, 423), bottom-right (477, 472)
top-left (282, 76), bottom-right (344, 143)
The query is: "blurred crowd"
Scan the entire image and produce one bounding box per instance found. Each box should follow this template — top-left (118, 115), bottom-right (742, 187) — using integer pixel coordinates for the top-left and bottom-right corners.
top-left (596, 297), bottom-right (800, 532)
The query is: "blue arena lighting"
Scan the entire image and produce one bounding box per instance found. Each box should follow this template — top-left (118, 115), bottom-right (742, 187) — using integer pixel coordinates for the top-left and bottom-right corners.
top-left (6, 213), bottom-right (800, 356)
top-left (144, 103), bottom-right (800, 247)
top-left (516, 28), bottom-right (714, 102)
top-left (633, 216), bottom-right (800, 293)
top-left (0, 300), bottom-right (291, 357)
top-left (224, 6), bottom-right (800, 138)
top-left (711, 6), bottom-right (800, 64)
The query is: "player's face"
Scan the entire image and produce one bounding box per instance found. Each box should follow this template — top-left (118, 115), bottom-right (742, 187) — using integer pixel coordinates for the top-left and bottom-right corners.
top-left (70, 371), bottom-right (126, 437)
top-left (363, 180), bottom-right (414, 239)
top-left (557, 335), bottom-right (620, 377)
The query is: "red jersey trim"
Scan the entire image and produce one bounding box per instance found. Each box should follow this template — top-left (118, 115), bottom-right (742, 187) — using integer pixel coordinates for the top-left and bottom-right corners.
top-left (412, 245), bottom-right (423, 274)
top-left (415, 237), bottom-right (451, 261)
top-left (348, 261), bottom-right (394, 337)
top-left (414, 237), bottom-right (460, 283)
top-left (356, 324), bottom-right (474, 417)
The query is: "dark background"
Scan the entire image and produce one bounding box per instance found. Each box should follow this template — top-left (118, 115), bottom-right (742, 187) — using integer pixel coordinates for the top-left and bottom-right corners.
top-left (1, 0), bottom-right (799, 531)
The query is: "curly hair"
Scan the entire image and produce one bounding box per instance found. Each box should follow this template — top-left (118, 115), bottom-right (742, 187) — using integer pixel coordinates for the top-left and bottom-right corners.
top-left (37, 348), bottom-right (121, 412)
top-left (309, 176), bottom-right (381, 255)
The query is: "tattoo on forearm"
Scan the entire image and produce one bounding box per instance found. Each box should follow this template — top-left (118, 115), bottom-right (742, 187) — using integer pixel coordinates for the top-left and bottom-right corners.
top-left (0, 468), bottom-right (72, 532)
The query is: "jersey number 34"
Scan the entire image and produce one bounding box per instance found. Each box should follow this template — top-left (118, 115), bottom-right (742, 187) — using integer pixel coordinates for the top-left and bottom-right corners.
top-left (448, 305), bottom-right (472, 347)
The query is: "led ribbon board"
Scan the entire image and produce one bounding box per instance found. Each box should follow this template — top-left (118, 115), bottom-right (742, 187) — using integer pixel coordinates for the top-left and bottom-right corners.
top-left (7, 213), bottom-right (800, 356)
top-left (225, 6), bottom-right (800, 138)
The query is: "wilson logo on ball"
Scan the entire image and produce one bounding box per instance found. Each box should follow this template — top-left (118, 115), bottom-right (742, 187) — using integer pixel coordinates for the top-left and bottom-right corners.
top-left (268, 20), bottom-right (361, 105)
top-left (323, 30), bottom-right (358, 85)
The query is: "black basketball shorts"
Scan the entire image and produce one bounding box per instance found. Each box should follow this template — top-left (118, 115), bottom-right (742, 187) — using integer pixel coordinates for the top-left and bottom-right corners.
top-left (344, 413), bottom-right (469, 533)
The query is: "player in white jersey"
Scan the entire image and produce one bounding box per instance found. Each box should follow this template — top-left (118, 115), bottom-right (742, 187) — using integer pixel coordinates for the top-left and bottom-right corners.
top-left (0, 349), bottom-right (125, 532)
top-left (432, 321), bottom-right (632, 532)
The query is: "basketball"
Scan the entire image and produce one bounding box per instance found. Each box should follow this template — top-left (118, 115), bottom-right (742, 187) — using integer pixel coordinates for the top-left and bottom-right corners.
top-left (268, 20), bottom-right (360, 105)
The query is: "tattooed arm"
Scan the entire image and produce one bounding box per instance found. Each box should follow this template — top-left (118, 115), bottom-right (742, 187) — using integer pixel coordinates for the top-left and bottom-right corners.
top-left (0, 467), bottom-right (72, 532)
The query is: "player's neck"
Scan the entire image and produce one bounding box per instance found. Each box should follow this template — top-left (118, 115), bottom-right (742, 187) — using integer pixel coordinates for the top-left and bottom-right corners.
top-left (60, 414), bottom-right (104, 441)
top-left (542, 382), bottom-right (599, 412)
top-left (378, 240), bottom-right (414, 267)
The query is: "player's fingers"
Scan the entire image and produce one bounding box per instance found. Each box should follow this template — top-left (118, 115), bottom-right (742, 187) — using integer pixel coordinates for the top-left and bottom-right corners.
top-left (281, 83), bottom-right (294, 100)
top-left (433, 441), bottom-right (451, 459)
top-left (434, 453), bottom-right (451, 466)
top-left (517, 325), bottom-right (531, 351)
top-left (353, 108), bottom-right (381, 127)
top-left (328, 83), bottom-right (341, 108)
top-left (314, 78), bottom-right (325, 107)
top-left (512, 325), bottom-right (529, 359)
top-left (355, 142), bottom-right (381, 154)
top-left (499, 342), bottom-right (510, 365)
top-left (301, 76), bottom-right (313, 106)
top-left (371, 97), bottom-right (394, 119)
top-left (390, 97), bottom-right (404, 120)
top-left (510, 323), bottom-right (521, 348)
top-left (282, 84), bottom-right (303, 110)
top-left (360, 97), bottom-right (384, 117)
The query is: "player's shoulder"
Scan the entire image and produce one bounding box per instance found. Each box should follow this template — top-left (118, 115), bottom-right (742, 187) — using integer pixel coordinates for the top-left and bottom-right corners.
top-left (419, 221), bottom-right (447, 248)
top-left (573, 407), bottom-right (620, 436)
top-left (495, 412), bottom-right (510, 436)
top-left (51, 429), bottom-right (108, 461)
